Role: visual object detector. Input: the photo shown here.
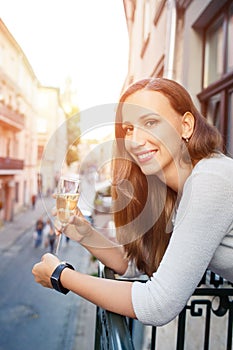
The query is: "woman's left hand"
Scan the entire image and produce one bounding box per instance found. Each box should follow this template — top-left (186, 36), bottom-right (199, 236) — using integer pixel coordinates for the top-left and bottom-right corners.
top-left (32, 253), bottom-right (60, 288)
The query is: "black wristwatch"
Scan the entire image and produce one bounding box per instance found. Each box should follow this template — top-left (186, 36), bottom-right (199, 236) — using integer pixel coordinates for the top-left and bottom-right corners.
top-left (50, 262), bottom-right (75, 294)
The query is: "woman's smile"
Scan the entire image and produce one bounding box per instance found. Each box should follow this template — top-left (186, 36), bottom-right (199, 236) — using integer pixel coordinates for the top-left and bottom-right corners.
top-left (135, 149), bottom-right (158, 163)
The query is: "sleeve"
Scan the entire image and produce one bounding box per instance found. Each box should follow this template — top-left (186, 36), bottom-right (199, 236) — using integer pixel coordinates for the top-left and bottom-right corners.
top-left (131, 170), bottom-right (233, 326)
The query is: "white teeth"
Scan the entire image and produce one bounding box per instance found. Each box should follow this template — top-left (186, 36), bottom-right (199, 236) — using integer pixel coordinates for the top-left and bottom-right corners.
top-left (138, 151), bottom-right (155, 160)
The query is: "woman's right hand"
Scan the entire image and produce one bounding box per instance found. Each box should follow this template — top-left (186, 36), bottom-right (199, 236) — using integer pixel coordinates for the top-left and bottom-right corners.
top-left (62, 209), bottom-right (94, 243)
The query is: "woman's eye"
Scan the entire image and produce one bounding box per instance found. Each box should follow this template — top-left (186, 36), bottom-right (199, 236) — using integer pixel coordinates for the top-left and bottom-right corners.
top-left (122, 125), bottom-right (133, 135)
top-left (145, 120), bottom-right (159, 127)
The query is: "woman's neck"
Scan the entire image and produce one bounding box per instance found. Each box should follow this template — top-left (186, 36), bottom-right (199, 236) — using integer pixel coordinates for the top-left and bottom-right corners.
top-left (157, 161), bottom-right (193, 193)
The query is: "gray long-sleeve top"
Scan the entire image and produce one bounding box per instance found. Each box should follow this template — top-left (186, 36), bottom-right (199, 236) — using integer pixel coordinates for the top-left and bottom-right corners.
top-left (129, 154), bottom-right (233, 326)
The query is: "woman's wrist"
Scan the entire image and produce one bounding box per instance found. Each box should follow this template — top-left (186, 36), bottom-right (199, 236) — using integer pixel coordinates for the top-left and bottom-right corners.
top-left (59, 264), bottom-right (76, 291)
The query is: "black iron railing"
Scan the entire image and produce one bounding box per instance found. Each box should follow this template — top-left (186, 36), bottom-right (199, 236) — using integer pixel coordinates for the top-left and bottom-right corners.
top-left (95, 263), bottom-right (233, 350)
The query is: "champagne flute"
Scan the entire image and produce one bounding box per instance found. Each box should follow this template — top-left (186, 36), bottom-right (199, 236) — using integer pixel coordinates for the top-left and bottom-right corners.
top-left (55, 176), bottom-right (80, 255)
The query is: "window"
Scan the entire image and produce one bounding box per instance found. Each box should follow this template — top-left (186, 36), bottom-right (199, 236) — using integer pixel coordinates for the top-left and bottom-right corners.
top-left (6, 138), bottom-right (10, 157)
top-left (204, 16), bottom-right (224, 87)
top-left (198, 0), bottom-right (233, 156)
top-left (206, 94), bottom-right (221, 130)
top-left (37, 145), bottom-right (44, 161)
top-left (203, 1), bottom-right (233, 87)
top-left (15, 182), bottom-right (19, 203)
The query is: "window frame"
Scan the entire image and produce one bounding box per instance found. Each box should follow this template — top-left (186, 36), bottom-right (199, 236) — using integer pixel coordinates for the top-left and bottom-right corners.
top-left (197, 0), bottom-right (233, 154)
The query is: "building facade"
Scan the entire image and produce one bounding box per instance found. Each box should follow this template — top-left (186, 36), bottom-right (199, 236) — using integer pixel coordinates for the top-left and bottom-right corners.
top-left (123, 0), bottom-right (233, 155)
top-left (36, 85), bottom-right (68, 196)
top-left (0, 19), bottom-right (67, 222)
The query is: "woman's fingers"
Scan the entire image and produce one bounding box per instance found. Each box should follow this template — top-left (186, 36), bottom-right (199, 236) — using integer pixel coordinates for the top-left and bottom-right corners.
top-left (32, 253), bottom-right (60, 288)
top-left (63, 214), bottom-right (93, 242)
top-left (53, 217), bottom-right (65, 236)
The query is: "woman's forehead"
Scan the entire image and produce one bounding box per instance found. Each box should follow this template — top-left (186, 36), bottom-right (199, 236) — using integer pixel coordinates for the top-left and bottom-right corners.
top-left (121, 90), bottom-right (175, 121)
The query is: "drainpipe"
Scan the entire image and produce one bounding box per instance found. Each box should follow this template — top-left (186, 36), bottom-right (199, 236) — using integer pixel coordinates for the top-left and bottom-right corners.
top-left (165, 0), bottom-right (177, 80)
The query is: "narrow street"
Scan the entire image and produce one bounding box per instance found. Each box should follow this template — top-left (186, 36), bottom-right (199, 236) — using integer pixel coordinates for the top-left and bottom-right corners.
top-left (0, 196), bottom-right (109, 350)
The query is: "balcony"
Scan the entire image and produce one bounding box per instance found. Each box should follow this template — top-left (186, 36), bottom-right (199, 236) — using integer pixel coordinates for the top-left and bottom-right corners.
top-left (0, 103), bottom-right (24, 131)
top-left (0, 157), bottom-right (24, 170)
top-left (95, 264), bottom-right (233, 350)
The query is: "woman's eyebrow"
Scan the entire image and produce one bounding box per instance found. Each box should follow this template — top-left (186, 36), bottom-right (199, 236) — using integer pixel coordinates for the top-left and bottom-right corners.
top-left (140, 112), bottom-right (160, 120)
top-left (122, 112), bottom-right (160, 124)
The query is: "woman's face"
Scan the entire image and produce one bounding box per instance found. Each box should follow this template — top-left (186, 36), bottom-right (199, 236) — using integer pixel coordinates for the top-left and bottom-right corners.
top-left (121, 90), bottom-right (185, 181)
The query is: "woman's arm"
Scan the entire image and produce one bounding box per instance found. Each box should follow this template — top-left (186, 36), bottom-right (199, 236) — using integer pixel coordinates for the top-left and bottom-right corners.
top-left (32, 253), bottom-right (136, 318)
top-left (131, 169), bottom-right (233, 326)
top-left (63, 267), bottom-right (135, 317)
top-left (62, 215), bottom-right (128, 275)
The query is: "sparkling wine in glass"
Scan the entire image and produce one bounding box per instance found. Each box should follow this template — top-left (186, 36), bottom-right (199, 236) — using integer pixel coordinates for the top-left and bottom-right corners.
top-left (55, 176), bottom-right (80, 254)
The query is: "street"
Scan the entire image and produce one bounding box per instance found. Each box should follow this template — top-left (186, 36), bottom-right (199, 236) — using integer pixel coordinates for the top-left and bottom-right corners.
top-left (0, 197), bottom-right (102, 350)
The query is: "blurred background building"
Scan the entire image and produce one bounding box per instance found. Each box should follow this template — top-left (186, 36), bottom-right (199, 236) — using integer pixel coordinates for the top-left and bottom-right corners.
top-left (123, 0), bottom-right (233, 155)
top-left (0, 19), bottom-right (67, 222)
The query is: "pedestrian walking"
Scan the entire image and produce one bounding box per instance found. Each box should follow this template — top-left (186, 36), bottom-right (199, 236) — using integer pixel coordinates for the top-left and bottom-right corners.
top-left (31, 194), bottom-right (37, 210)
top-left (34, 217), bottom-right (44, 248)
top-left (44, 219), bottom-right (56, 253)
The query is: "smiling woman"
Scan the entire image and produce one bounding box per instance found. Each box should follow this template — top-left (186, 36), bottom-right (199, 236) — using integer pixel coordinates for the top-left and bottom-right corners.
top-left (32, 77), bottom-right (233, 329)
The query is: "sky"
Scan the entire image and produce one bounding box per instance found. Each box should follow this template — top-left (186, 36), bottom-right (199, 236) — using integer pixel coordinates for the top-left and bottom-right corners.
top-left (1, 0), bottom-right (129, 112)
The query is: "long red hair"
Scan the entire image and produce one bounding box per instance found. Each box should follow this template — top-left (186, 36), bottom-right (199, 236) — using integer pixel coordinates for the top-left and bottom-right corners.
top-left (111, 78), bottom-right (222, 276)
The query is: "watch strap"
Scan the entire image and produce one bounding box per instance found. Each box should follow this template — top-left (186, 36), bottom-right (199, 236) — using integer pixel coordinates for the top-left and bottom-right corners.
top-left (50, 262), bottom-right (75, 294)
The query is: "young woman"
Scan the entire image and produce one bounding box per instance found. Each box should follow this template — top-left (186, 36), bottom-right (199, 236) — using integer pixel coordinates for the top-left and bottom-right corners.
top-left (32, 78), bottom-right (233, 326)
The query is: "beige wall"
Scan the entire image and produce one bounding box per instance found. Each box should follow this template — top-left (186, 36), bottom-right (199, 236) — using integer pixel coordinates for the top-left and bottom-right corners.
top-left (124, 0), bottom-right (170, 87)
top-left (180, 1), bottom-right (213, 105)
top-left (0, 19), bottom-right (67, 221)
top-left (37, 86), bottom-right (68, 195)
top-left (123, 0), bottom-right (213, 107)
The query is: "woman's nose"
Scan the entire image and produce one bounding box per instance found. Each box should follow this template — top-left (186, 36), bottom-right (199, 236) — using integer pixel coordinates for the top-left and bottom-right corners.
top-left (131, 126), bottom-right (146, 146)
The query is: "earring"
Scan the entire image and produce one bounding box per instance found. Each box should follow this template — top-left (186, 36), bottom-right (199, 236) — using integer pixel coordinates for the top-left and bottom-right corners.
top-left (182, 137), bottom-right (189, 143)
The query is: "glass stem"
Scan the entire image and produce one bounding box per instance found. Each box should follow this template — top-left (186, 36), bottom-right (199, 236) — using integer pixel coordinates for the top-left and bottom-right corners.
top-left (55, 231), bottom-right (63, 255)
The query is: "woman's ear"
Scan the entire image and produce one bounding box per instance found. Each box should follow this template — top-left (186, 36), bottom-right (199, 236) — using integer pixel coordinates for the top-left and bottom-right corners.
top-left (181, 112), bottom-right (195, 139)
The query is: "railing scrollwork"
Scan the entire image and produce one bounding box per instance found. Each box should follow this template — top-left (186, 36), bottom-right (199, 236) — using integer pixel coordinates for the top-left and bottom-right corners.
top-left (95, 264), bottom-right (233, 350)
